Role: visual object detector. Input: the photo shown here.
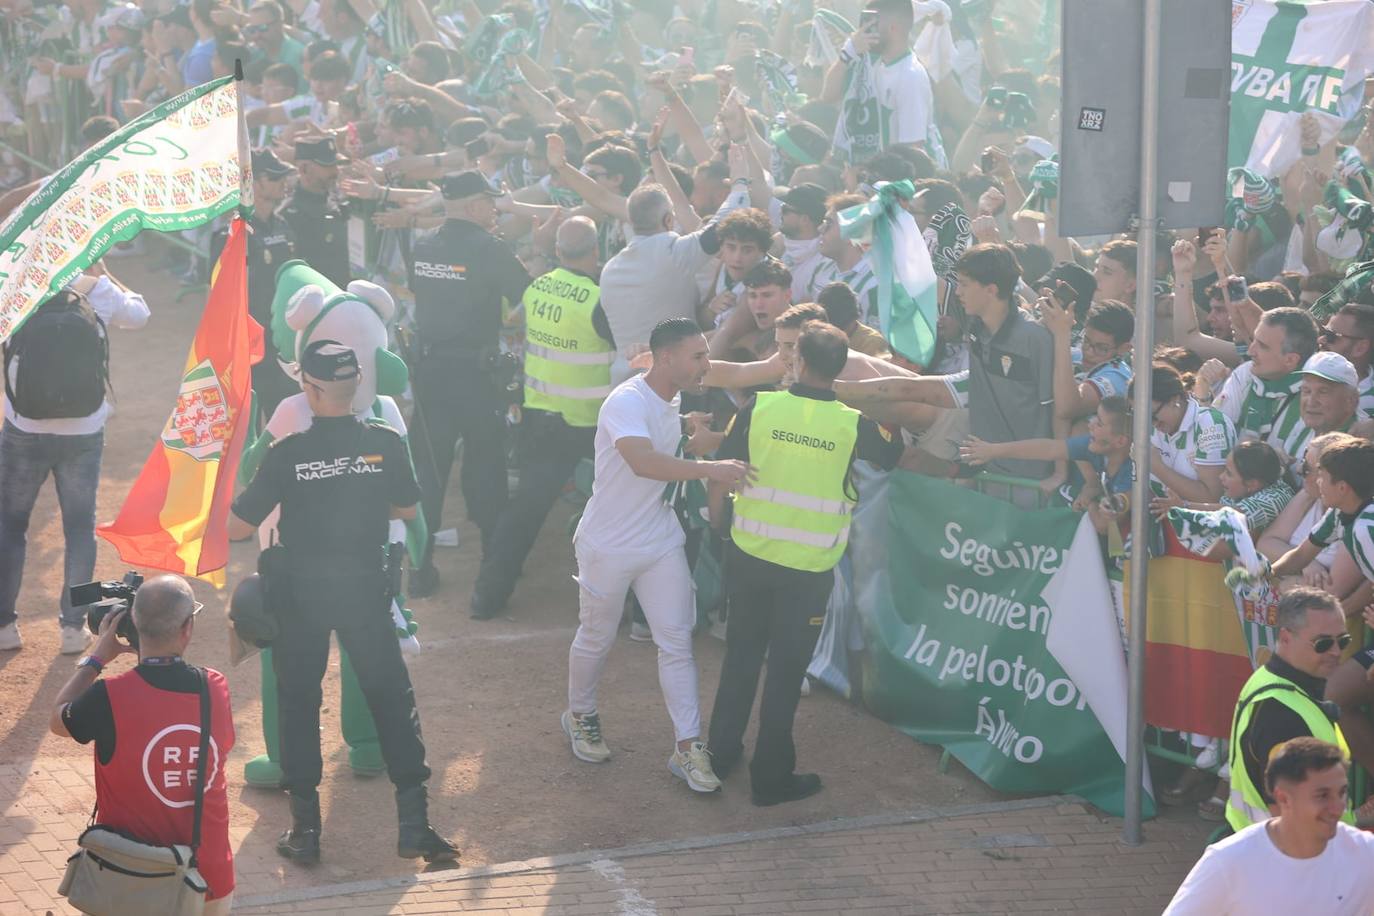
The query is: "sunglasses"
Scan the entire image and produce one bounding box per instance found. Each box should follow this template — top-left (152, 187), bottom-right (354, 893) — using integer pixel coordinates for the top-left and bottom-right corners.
top-left (1320, 326), bottom-right (1366, 343)
top-left (1309, 632), bottom-right (1353, 654)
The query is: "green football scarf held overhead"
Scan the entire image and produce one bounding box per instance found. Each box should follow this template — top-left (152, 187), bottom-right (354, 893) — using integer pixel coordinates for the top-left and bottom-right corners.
top-left (836, 180), bottom-right (939, 366)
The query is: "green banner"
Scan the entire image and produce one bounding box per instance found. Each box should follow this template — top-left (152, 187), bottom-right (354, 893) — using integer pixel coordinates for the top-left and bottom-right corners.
top-left (858, 473), bottom-right (1150, 817)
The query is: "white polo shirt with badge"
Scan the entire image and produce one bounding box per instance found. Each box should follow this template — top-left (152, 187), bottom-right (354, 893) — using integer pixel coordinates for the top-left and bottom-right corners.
top-left (1152, 397), bottom-right (1235, 483)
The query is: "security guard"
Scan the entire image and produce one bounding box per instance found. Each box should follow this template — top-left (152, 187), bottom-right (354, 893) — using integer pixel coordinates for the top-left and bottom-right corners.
top-left (214, 148), bottom-right (298, 421)
top-left (228, 340), bottom-right (458, 866)
top-left (281, 137), bottom-right (350, 288)
top-left (407, 170), bottom-right (531, 598)
top-left (470, 216), bottom-right (614, 619)
top-left (706, 321), bottom-right (902, 806)
top-left (1226, 586), bottom-right (1355, 832)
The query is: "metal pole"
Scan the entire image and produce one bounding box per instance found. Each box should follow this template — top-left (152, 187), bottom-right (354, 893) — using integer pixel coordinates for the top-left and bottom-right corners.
top-left (1124, 0), bottom-right (1163, 847)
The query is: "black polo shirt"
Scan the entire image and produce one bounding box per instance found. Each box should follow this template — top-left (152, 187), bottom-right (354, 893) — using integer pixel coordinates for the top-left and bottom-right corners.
top-left (1240, 655), bottom-right (1332, 806)
top-left (231, 415), bottom-right (421, 571)
top-left (409, 218), bottom-right (532, 360)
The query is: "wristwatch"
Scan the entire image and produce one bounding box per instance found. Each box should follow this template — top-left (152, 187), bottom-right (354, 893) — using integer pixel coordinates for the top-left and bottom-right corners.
top-left (76, 655), bottom-right (105, 675)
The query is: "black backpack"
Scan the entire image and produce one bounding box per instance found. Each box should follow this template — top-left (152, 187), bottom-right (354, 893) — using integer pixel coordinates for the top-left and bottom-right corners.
top-left (3, 291), bottom-right (109, 419)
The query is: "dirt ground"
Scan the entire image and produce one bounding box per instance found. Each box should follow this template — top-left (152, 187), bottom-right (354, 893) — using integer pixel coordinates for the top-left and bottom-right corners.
top-left (0, 248), bottom-right (999, 898)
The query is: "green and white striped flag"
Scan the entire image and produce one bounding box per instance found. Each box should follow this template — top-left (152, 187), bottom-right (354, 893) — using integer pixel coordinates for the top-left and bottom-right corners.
top-left (1230, 0), bottom-right (1374, 178)
top-left (836, 180), bottom-right (939, 366)
top-left (0, 75), bottom-right (247, 344)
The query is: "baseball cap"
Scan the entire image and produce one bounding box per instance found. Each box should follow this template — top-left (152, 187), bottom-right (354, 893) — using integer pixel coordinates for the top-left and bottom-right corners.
top-left (301, 339), bottom-right (361, 383)
top-left (295, 136), bottom-right (345, 166)
top-left (440, 170), bottom-right (501, 201)
top-left (777, 183), bottom-right (828, 224)
top-left (1299, 351), bottom-right (1359, 389)
top-left (251, 147), bottom-right (295, 178)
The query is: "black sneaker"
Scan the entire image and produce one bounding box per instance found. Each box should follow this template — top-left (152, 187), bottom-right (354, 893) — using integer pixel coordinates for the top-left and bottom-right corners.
top-left (751, 773), bottom-right (823, 807)
top-left (409, 564), bottom-right (440, 599)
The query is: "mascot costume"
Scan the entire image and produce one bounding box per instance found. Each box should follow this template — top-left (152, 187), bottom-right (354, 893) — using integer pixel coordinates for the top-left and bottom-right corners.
top-left (238, 259), bottom-right (422, 787)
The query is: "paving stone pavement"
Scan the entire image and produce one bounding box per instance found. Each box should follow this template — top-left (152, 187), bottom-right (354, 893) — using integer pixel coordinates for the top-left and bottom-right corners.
top-left (0, 757), bottom-right (1213, 916)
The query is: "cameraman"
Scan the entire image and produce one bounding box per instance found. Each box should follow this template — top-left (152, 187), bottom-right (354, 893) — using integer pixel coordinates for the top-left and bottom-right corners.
top-left (48, 575), bottom-right (235, 913)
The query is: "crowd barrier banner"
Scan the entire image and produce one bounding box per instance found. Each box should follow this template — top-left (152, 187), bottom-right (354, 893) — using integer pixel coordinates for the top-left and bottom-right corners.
top-left (852, 472), bottom-right (1151, 818)
top-left (1230, 0), bottom-right (1374, 177)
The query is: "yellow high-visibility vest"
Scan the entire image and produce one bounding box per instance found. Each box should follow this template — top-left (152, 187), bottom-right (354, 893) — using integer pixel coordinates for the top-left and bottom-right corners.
top-left (731, 390), bottom-right (860, 572)
top-left (522, 268), bottom-right (613, 428)
top-left (1225, 663), bottom-right (1354, 832)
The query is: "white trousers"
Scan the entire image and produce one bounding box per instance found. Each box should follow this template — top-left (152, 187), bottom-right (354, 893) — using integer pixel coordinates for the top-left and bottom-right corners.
top-left (568, 541), bottom-right (701, 742)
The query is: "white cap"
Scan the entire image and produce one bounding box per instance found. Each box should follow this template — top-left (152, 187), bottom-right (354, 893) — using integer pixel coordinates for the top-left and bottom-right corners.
top-left (1300, 351), bottom-right (1359, 389)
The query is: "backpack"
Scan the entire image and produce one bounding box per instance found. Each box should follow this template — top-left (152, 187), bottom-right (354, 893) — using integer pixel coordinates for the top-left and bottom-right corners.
top-left (4, 292), bottom-right (110, 419)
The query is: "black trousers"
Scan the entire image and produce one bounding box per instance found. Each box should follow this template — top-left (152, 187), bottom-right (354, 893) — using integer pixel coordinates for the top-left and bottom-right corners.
top-left (708, 543), bottom-right (832, 794)
top-left (273, 573), bottom-right (431, 795)
top-left (474, 410), bottom-right (593, 606)
top-left (410, 356), bottom-right (509, 566)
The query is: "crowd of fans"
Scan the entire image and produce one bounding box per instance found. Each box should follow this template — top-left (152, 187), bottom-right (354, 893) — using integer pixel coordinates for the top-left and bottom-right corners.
top-left (5, 0), bottom-right (1374, 844)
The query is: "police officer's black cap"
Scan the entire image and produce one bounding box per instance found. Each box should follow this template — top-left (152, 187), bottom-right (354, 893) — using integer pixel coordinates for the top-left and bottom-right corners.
top-left (295, 136), bottom-right (345, 166)
top-left (251, 148), bottom-right (295, 178)
top-left (440, 170), bottom-right (501, 201)
top-left (301, 339), bottom-right (361, 382)
top-left (229, 574), bottom-right (278, 647)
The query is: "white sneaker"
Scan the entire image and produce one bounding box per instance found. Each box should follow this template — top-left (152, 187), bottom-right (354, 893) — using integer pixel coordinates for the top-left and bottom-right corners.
top-left (434, 528), bottom-right (460, 548)
top-left (1194, 741), bottom-right (1221, 771)
top-left (60, 626), bottom-right (92, 656)
top-left (800, 677), bottom-right (811, 697)
top-left (561, 710), bottom-right (611, 763)
top-left (629, 621), bottom-right (652, 642)
top-left (0, 623), bottom-right (21, 651)
top-left (670, 742), bottom-right (722, 793)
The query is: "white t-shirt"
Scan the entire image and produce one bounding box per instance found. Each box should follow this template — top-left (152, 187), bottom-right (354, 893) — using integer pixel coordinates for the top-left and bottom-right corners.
top-left (1164, 821), bottom-right (1374, 915)
top-left (873, 51), bottom-right (936, 147)
top-left (574, 376), bottom-right (686, 555)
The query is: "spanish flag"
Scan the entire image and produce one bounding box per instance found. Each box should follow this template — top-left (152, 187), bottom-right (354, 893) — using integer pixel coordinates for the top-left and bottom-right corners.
top-left (1123, 527), bottom-right (1253, 739)
top-left (98, 218), bottom-right (262, 585)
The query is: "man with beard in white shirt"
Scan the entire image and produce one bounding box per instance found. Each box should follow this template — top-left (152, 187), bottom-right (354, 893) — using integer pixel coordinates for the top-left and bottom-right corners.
top-left (1165, 736), bottom-right (1374, 915)
top-left (563, 318), bottom-right (756, 794)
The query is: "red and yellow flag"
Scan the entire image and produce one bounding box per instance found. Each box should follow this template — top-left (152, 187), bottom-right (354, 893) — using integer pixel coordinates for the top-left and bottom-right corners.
top-left (98, 218), bottom-right (262, 585)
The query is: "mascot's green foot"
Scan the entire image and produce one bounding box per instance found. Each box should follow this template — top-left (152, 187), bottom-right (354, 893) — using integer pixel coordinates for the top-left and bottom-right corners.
top-left (244, 755), bottom-right (284, 789)
top-left (349, 742), bottom-right (386, 777)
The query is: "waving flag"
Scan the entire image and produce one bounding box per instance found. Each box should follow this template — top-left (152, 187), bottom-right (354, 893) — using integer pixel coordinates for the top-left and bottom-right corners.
top-left (837, 180), bottom-right (940, 366)
top-left (98, 219), bottom-right (263, 586)
top-left (0, 75), bottom-right (246, 344)
top-left (1230, 0), bottom-right (1374, 178)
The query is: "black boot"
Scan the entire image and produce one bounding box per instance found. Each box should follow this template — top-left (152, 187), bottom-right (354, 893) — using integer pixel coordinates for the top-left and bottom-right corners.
top-left (396, 785), bottom-right (460, 863)
top-left (276, 792), bottom-right (321, 865)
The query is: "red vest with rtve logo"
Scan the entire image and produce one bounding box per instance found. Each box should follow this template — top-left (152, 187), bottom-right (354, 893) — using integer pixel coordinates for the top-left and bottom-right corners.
top-left (95, 667), bottom-right (235, 900)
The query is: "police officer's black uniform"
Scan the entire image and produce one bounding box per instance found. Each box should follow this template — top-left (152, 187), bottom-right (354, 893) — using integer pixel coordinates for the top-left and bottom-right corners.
top-left (407, 171), bottom-right (531, 594)
top-left (231, 341), bottom-right (456, 865)
top-left (212, 149), bottom-right (298, 422)
top-left (281, 137), bottom-right (351, 289)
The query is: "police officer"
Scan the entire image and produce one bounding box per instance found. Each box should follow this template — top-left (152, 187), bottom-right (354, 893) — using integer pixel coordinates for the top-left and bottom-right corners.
top-left (214, 148), bottom-right (298, 421)
top-left (281, 137), bottom-right (351, 288)
top-left (470, 216), bottom-right (614, 619)
top-left (706, 321), bottom-right (902, 806)
top-left (408, 170), bottom-right (532, 597)
top-left (228, 340), bottom-right (458, 866)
